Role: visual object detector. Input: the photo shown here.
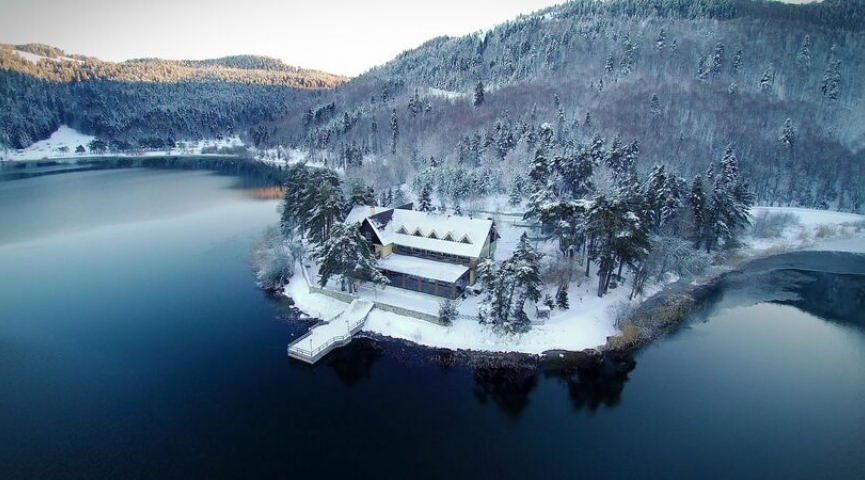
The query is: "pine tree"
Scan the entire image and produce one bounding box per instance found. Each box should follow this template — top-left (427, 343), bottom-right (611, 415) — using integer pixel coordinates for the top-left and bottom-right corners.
top-left (418, 183), bottom-right (433, 212)
top-left (509, 176), bottom-right (523, 206)
top-left (611, 181), bottom-right (651, 293)
top-left (780, 118), bottom-right (796, 196)
top-left (390, 108), bottom-right (399, 155)
top-left (477, 233), bottom-right (543, 334)
top-left (821, 45), bottom-right (842, 102)
top-left (797, 35), bottom-right (811, 71)
top-left (528, 148), bottom-right (550, 193)
top-left (349, 182), bottom-right (376, 208)
top-left (474, 81), bottom-right (485, 107)
top-left (477, 258), bottom-right (508, 326)
top-left (543, 294), bottom-right (555, 311)
top-left (620, 34), bottom-right (635, 76)
top-left (656, 28), bottom-right (667, 52)
top-left (731, 47), bottom-right (743, 75)
top-left (342, 112), bottom-right (352, 133)
top-left (507, 233), bottom-right (544, 332)
top-left (646, 164), bottom-right (668, 230)
top-left (280, 162), bottom-right (312, 234)
top-left (555, 284), bottom-right (569, 310)
top-left (438, 299), bottom-right (457, 326)
top-left (392, 187), bottom-right (408, 206)
top-left (582, 112), bottom-right (593, 135)
top-left (661, 175), bottom-right (684, 232)
top-left (649, 93), bottom-right (661, 117)
top-left (308, 182), bottom-right (346, 245)
top-left (408, 89), bottom-right (422, 116)
top-left (313, 223), bottom-right (387, 293)
top-left (710, 44), bottom-right (724, 78)
top-left (697, 56), bottom-right (710, 81)
top-left (370, 118), bottom-right (379, 153)
top-left (586, 195), bottom-right (617, 295)
top-left (512, 233), bottom-right (543, 305)
top-left (688, 175), bottom-right (706, 249)
top-left (702, 146), bottom-right (752, 253)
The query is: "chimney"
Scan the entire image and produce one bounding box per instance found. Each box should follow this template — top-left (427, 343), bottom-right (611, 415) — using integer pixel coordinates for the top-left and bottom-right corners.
top-left (369, 206), bottom-right (375, 216)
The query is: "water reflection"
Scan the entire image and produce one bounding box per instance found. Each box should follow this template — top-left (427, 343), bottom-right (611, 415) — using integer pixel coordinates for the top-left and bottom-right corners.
top-left (472, 363), bottom-right (538, 418)
top-left (462, 253), bottom-right (865, 417)
top-left (773, 270), bottom-right (865, 325)
top-left (0, 155), bottom-right (285, 189)
top-left (546, 354), bottom-right (636, 412)
top-left (322, 339), bottom-right (383, 387)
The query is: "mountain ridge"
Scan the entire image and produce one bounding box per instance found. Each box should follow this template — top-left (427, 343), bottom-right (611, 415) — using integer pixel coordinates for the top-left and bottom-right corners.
top-left (267, 0), bottom-right (864, 212)
top-left (1, 43), bottom-right (348, 88)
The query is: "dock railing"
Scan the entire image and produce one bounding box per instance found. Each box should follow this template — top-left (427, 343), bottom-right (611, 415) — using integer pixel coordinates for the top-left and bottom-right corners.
top-left (287, 300), bottom-right (372, 364)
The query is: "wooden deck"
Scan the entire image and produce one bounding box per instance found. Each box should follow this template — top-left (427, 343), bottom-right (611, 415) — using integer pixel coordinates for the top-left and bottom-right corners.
top-left (287, 299), bottom-right (374, 364)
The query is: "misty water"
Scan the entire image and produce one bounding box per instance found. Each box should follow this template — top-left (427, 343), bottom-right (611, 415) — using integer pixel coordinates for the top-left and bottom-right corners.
top-left (1, 168), bottom-right (863, 479)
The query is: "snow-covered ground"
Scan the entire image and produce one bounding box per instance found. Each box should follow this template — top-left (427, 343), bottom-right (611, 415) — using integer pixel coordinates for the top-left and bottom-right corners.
top-left (426, 88), bottom-right (467, 100)
top-left (284, 205), bottom-right (864, 356)
top-left (1, 125), bottom-right (244, 162)
top-left (744, 206), bottom-right (865, 257)
top-left (287, 257), bottom-right (640, 354)
top-left (363, 280), bottom-right (631, 354)
top-left (2, 126), bottom-right (96, 161)
top-left (10, 49), bottom-right (80, 64)
top-left (255, 147), bottom-right (332, 169)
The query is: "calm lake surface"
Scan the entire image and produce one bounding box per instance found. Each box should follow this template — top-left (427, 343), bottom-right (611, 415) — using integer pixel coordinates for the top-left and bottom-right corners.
top-left (1, 168), bottom-right (863, 479)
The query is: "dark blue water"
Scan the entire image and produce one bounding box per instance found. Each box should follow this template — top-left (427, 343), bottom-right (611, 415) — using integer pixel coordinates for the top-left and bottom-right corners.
top-left (1, 169), bottom-right (863, 479)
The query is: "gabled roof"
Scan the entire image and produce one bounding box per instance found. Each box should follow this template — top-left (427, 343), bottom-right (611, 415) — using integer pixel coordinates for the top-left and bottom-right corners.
top-left (377, 254), bottom-right (469, 283)
top-left (344, 205), bottom-right (495, 258)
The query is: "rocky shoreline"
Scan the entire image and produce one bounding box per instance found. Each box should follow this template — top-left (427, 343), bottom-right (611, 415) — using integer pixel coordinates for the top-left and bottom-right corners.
top-left (277, 248), bottom-right (865, 374)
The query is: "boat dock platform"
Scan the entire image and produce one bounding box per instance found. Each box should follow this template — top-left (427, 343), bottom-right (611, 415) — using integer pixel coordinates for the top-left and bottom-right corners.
top-left (287, 299), bottom-right (374, 364)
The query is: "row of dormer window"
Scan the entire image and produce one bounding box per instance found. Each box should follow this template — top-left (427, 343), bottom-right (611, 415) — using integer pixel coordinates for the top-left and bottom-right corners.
top-left (395, 226), bottom-right (473, 244)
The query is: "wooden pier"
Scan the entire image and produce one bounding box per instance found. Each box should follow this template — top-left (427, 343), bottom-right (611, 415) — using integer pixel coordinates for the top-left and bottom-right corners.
top-left (287, 299), bottom-right (374, 364)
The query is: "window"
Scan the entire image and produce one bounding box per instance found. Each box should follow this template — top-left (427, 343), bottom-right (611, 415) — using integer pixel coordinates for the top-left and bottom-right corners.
top-left (428, 231), bottom-right (439, 240)
top-left (443, 233), bottom-right (455, 242)
top-left (413, 228), bottom-right (424, 237)
top-left (459, 235), bottom-right (473, 244)
top-left (396, 226), bottom-right (408, 235)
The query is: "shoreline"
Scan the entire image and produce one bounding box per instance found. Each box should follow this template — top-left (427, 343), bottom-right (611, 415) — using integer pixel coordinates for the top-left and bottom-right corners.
top-left (280, 232), bottom-right (865, 367)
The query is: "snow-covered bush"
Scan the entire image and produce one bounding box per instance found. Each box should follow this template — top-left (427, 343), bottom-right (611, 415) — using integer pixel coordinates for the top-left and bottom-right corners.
top-left (609, 299), bottom-right (636, 330)
top-left (438, 300), bottom-right (457, 326)
top-left (252, 225), bottom-right (298, 290)
top-left (814, 223), bottom-right (837, 239)
top-left (750, 211), bottom-right (800, 238)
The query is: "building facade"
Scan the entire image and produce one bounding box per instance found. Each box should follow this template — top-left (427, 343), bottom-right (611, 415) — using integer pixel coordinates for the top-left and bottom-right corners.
top-left (345, 204), bottom-right (498, 299)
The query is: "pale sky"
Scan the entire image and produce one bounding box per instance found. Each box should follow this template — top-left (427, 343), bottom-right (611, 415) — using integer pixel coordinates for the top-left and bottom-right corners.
top-left (0, 0), bottom-right (567, 76)
top-left (0, 0), bottom-right (817, 77)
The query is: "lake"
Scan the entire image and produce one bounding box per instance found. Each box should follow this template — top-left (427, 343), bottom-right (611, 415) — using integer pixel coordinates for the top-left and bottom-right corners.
top-left (1, 168), bottom-right (863, 479)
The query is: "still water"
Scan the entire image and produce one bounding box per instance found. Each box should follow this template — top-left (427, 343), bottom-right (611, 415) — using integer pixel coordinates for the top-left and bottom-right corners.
top-left (1, 168), bottom-right (863, 479)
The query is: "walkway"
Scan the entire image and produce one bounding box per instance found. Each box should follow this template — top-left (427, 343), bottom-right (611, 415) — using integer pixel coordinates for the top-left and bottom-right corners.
top-left (287, 299), bottom-right (375, 364)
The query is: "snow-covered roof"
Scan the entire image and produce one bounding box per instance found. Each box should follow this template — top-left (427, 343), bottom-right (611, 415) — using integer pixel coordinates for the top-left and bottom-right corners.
top-left (345, 205), bottom-right (389, 226)
top-left (345, 206), bottom-right (494, 258)
top-left (377, 254), bottom-right (469, 284)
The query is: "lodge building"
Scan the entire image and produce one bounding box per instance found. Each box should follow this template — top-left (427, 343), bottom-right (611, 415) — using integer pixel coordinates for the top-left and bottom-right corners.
top-left (345, 204), bottom-right (498, 300)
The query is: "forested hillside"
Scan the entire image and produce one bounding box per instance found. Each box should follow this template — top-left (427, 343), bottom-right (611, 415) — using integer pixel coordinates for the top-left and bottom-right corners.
top-left (0, 44), bottom-right (346, 86)
top-left (273, 0), bottom-right (864, 211)
top-left (0, 44), bottom-right (346, 150)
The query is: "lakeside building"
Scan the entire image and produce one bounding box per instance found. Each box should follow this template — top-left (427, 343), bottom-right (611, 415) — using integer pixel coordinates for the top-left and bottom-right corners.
top-left (345, 204), bottom-right (498, 299)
